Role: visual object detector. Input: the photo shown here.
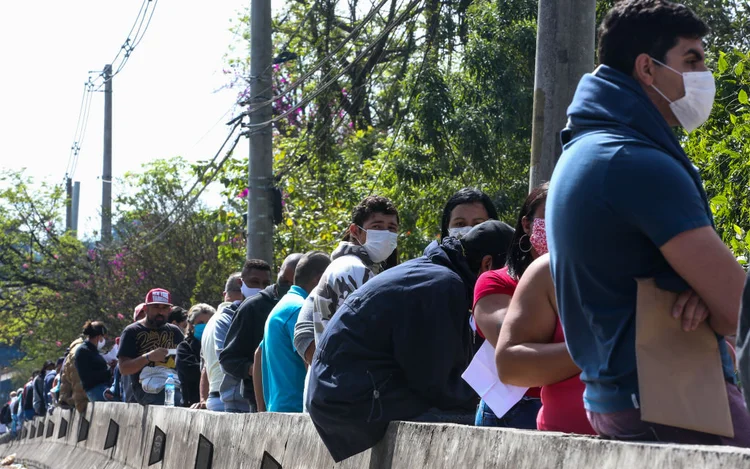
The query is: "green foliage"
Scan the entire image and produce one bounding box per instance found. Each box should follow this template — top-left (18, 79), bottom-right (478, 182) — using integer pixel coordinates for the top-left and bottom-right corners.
top-left (0, 159), bottom-right (236, 373)
top-left (214, 0), bottom-right (538, 264)
top-left (686, 50), bottom-right (750, 263)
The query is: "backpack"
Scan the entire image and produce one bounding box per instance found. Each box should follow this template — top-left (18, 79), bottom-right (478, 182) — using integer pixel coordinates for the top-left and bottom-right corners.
top-left (0, 403), bottom-right (11, 425)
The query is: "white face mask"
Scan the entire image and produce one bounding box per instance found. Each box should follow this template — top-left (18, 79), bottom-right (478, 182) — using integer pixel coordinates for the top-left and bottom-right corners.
top-left (357, 226), bottom-right (398, 263)
top-left (448, 226), bottom-right (473, 239)
top-left (97, 338), bottom-right (106, 351)
top-left (241, 281), bottom-right (262, 299)
top-left (650, 58), bottom-right (715, 133)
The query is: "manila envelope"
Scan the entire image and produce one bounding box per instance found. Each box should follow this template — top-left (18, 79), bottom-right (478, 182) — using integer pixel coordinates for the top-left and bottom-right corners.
top-left (635, 278), bottom-right (734, 437)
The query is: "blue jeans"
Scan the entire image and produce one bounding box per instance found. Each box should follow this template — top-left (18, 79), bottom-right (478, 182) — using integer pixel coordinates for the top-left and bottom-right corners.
top-left (86, 383), bottom-right (110, 403)
top-left (475, 397), bottom-right (541, 429)
top-left (206, 397), bottom-right (224, 412)
top-left (23, 409), bottom-right (34, 421)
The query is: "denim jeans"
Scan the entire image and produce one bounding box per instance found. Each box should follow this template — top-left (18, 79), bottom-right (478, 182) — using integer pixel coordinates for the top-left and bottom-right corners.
top-left (475, 397), bottom-right (541, 429)
top-left (86, 383), bottom-right (110, 403)
top-left (206, 397), bottom-right (224, 412)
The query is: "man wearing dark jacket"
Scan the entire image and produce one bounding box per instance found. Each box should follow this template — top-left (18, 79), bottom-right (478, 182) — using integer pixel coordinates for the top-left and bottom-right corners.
top-left (219, 254), bottom-right (302, 408)
top-left (307, 221), bottom-right (514, 462)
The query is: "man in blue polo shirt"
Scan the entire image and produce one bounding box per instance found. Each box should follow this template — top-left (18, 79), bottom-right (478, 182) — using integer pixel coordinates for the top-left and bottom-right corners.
top-left (547, 0), bottom-right (749, 446)
top-left (260, 251), bottom-right (331, 412)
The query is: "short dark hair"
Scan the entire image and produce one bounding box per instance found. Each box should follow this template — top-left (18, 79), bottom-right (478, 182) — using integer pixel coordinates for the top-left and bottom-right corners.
top-left (168, 306), bottom-right (188, 325)
top-left (351, 195), bottom-right (399, 227)
top-left (598, 0), bottom-right (709, 75)
top-left (440, 188), bottom-right (499, 239)
top-left (293, 251), bottom-right (331, 288)
top-left (242, 259), bottom-right (271, 279)
top-left (39, 360), bottom-right (55, 376)
top-left (82, 320), bottom-right (107, 338)
top-left (507, 183), bottom-right (549, 280)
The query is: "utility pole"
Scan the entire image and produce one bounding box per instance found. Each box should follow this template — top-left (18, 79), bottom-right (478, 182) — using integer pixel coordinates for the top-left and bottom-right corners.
top-left (65, 177), bottom-right (73, 232)
top-left (102, 64), bottom-right (113, 243)
top-left (72, 181), bottom-right (81, 235)
top-left (246, 0), bottom-right (274, 264)
top-left (529, 0), bottom-right (596, 190)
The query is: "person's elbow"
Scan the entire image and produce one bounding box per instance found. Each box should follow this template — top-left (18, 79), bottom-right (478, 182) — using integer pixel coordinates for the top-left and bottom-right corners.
top-left (495, 343), bottom-right (526, 387)
top-left (709, 313), bottom-right (739, 337)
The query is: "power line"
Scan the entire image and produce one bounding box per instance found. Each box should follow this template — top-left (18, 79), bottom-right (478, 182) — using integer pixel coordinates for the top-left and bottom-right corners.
top-left (368, 22), bottom-right (433, 195)
top-left (64, 0), bottom-right (160, 182)
top-left (65, 77), bottom-right (96, 180)
top-left (247, 0), bottom-right (424, 131)
top-left (137, 128), bottom-right (245, 250)
top-left (240, 0), bottom-right (391, 111)
top-left (133, 118), bottom-right (243, 245)
top-left (273, 0), bottom-right (419, 183)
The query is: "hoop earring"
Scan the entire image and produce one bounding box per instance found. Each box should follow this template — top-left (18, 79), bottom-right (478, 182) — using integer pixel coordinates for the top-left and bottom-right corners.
top-left (519, 234), bottom-right (532, 253)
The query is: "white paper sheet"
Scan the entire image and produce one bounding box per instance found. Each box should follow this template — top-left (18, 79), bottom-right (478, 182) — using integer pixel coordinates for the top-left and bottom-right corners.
top-left (462, 341), bottom-right (528, 418)
top-left (100, 343), bottom-right (119, 363)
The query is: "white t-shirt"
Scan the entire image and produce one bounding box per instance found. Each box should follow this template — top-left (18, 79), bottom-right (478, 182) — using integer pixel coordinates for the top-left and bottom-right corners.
top-left (201, 313), bottom-right (223, 394)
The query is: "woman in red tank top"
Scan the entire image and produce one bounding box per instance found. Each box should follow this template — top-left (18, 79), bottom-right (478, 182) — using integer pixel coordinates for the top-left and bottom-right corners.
top-left (496, 254), bottom-right (596, 435)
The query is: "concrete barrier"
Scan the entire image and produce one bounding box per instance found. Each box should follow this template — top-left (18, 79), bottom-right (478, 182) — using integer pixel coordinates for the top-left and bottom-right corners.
top-left (1, 403), bottom-right (749, 469)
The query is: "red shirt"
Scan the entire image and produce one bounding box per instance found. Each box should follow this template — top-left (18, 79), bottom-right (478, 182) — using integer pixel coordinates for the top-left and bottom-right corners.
top-left (473, 267), bottom-right (540, 399)
top-left (536, 318), bottom-right (596, 435)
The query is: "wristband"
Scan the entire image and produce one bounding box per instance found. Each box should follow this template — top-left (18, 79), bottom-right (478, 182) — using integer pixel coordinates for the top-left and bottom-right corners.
top-left (145, 352), bottom-right (150, 362)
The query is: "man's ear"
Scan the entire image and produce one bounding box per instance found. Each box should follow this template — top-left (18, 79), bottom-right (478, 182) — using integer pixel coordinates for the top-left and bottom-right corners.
top-left (633, 53), bottom-right (656, 86)
top-left (480, 255), bottom-right (493, 274)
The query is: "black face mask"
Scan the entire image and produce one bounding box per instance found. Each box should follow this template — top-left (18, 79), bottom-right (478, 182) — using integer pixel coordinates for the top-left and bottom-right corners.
top-left (277, 281), bottom-right (292, 297)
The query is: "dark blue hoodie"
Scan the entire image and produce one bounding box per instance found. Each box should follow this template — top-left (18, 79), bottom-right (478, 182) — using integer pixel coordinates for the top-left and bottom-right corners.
top-left (307, 238), bottom-right (477, 462)
top-left (547, 65), bottom-right (734, 414)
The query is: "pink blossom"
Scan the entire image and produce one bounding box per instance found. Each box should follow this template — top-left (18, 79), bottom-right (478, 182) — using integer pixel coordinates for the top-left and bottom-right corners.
top-left (22, 263), bottom-right (29, 269)
top-left (53, 254), bottom-right (59, 260)
top-left (56, 341), bottom-right (62, 347)
top-left (117, 313), bottom-right (125, 320)
top-left (28, 330), bottom-right (34, 335)
top-left (237, 188), bottom-right (249, 199)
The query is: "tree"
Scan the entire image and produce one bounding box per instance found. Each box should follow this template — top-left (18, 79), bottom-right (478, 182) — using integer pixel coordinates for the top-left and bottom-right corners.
top-left (684, 49), bottom-right (750, 263)
top-left (0, 170), bottom-right (97, 364)
top-left (215, 0), bottom-right (538, 263)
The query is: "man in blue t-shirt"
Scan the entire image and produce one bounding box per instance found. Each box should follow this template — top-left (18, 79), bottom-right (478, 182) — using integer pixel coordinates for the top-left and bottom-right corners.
top-left (260, 252), bottom-right (330, 412)
top-left (547, 0), bottom-right (750, 446)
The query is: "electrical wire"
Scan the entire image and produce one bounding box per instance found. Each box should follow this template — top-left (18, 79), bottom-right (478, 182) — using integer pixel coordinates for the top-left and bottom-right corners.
top-left (248, 0), bottom-right (423, 131)
top-left (368, 23), bottom-right (433, 195)
top-left (65, 77), bottom-right (96, 180)
top-left (133, 119), bottom-right (243, 246)
top-left (273, 0), bottom-right (418, 183)
top-left (241, 0), bottom-right (391, 111)
top-left (137, 129), bottom-right (245, 250)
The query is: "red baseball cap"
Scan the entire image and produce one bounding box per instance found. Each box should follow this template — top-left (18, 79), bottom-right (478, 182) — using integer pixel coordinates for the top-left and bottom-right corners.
top-left (144, 288), bottom-right (172, 306)
top-left (133, 303), bottom-right (146, 322)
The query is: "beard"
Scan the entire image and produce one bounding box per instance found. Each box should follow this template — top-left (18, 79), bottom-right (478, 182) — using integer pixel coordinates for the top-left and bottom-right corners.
top-left (147, 315), bottom-right (167, 328)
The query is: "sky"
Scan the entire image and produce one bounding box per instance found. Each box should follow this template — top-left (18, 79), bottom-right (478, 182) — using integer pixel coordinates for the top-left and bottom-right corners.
top-left (0, 0), bottom-right (263, 239)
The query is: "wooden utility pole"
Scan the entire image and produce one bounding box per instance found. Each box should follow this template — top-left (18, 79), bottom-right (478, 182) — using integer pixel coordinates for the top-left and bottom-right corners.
top-left (529, 0), bottom-right (596, 190)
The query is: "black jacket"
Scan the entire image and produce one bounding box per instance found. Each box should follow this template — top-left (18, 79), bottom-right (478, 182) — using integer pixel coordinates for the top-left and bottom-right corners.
top-left (219, 284), bottom-right (280, 403)
top-left (176, 334), bottom-right (202, 407)
top-left (738, 271), bottom-right (750, 409)
top-left (307, 239), bottom-right (477, 462)
top-left (74, 341), bottom-right (112, 392)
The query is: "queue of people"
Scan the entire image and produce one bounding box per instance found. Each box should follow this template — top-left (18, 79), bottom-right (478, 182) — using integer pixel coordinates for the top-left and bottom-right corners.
top-left (12, 0), bottom-right (750, 463)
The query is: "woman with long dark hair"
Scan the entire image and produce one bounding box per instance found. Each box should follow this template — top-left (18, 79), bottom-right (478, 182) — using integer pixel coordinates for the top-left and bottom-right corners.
top-left (472, 183), bottom-right (548, 428)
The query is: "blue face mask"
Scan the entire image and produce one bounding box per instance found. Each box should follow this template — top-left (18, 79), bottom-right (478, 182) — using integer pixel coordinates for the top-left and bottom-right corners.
top-left (193, 323), bottom-right (206, 341)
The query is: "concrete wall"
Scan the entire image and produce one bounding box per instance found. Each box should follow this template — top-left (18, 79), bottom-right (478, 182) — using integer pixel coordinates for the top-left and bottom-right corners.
top-left (1, 403), bottom-right (750, 469)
